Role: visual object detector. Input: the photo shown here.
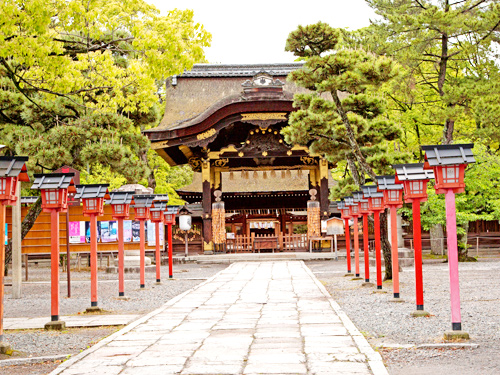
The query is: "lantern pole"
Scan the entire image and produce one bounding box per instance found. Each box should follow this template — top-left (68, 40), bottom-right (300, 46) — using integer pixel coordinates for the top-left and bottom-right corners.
top-left (117, 217), bottom-right (126, 297)
top-left (373, 210), bottom-right (383, 290)
top-left (0, 202), bottom-right (7, 351)
top-left (89, 213), bottom-right (99, 309)
top-left (168, 222), bottom-right (173, 278)
top-left (140, 218), bottom-right (146, 288)
top-left (389, 204), bottom-right (402, 301)
top-left (445, 189), bottom-right (463, 331)
top-left (353, 216), bottom-right (361, 279)
top-left (362, 212), bottom-right (372, 285)
top-left (155, 220), bottom-right (161, 283)
top-left (409, 197), bottom-right (428, 316)
top-left (344, 218), bottom-right (352, 276)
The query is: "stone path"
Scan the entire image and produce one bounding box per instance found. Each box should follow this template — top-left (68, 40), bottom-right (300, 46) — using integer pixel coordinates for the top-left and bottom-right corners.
top-left (49, 261), bottom-right (387, 375)
top-left (4, 314), bottom-right (139, 330)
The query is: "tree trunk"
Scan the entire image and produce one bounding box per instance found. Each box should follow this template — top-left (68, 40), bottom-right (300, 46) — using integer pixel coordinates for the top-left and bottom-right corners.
top-left (5, 196), bottom-right (43, 275)
top-left (430, 223), bottom-right (445, 255)
top-left (139, 149), bottom-right (156, 191)
top-left (380, 210), bottom-right (392, 280)
top-left (457, 221), bottom-right (474, 261)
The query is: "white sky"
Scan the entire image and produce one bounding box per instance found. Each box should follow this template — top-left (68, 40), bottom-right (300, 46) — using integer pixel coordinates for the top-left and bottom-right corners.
top-left (149, 0), bottom-right (377, 64)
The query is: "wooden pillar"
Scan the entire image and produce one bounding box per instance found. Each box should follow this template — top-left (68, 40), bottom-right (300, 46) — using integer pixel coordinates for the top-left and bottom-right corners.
top-left (319, 159), bottom-right (330, 220)
top-left (12, 181), bottom-right (22, 299)
top-left (202, 160), bottom-right (213, 254)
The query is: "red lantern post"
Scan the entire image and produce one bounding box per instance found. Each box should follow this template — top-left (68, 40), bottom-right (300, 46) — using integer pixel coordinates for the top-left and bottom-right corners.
top-left (394, 163), bottom-right (434, 317)
top-left (354, 191), bottom-right (372, 285)
top-left (75, 184), bottom-right (110, 311)
top-left (163, 206), bottom-right (180, 279)
top-left (32, 172), bottom-right (75, 330)
top-left (132, 195), bottom-right (155, 289)
top-left (345, 197), bottom-right (362, 280)
top-left (150, 195), bottom-right (169, 284)
top-left (108, 191), bottom-right (135, 298)
top-left (362, 185), bottom-right (386, 290)
top-left (422, 144), bottom-right (475, 338)
top-left (376, 175), bottom-right (404, 301)
top-left (0, 156), bottom-right (29, 350)
top-left (337, 201), bottom-right (352, 276)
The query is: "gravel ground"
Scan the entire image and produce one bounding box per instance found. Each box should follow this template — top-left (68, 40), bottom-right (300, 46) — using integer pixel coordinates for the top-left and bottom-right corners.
top-left (1, 262), bottom-right (228, 375)
top-left (307, 258), bottom-right (500, 375)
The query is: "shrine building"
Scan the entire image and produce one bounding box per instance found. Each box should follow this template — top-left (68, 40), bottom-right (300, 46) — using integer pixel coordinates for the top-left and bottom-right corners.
top-left (144, 63), bottom-right (336, 253)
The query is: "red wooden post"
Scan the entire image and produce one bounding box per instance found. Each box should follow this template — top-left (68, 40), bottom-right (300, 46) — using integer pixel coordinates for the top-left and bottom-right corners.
top-left (344, 218), bottom-right (351, 274)
top-left (412, 198), bottom-right (424, 309)
top-left (362, 212), bottom-right (370, 283)
top-left (90, 214), bottom-right (98, 306)
top-left (389, 205), bottom-right (400, 298)
top-left (168, 223), bottom-right (173, 278)
top-left (140, 219), bottom-right (146, 288)
top-left (50, 210), bottom-right (60, 320)
top-left (0, 203), bottom-right (5, 343)
top-left (373, 211), bottom-right (382, 289)
top-left (117, 218), bottom-right (125, 296)
top-left (353, 216), bottom-right (360, 277)
top-left (155, 221), bottom-right (161, 283)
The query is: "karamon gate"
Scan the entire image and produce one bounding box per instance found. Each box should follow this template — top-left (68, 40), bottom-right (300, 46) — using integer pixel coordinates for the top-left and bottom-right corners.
top-left (144, 63), bottom-right (334, 254)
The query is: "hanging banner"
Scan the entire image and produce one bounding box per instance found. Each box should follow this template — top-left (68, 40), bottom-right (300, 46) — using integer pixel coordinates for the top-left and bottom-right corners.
top-left (69, 221), bottom-right (83, 243)
top-left (100, 221), bottom-right (118, 243)
top-left (123, 220), bottom-right (132, 242)
top-left (147, 221), bottom-right (164, 246)
top-left (132, 220), bottom-right (140, 242)
top-left (85, 221), bottom-right (101, 243)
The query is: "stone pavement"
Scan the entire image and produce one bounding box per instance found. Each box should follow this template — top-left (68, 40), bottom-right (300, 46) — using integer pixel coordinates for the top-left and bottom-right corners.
top-left (49, 261), bottom-right (388, 375)
top-left (4, 314), bottom-right (139, 330)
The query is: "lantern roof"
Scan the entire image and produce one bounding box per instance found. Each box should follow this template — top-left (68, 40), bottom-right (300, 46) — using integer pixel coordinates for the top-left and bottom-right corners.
top-left (151, 194), bottom-right (169, 211)
top-left (352, 191), bottom-right (368, 203)
top-left (393, 163), bottom-right (435, 182)
top-left (75, 184), bottom-right (110, 199)
top-left (107, 191), bottom-right (135, 205)
top-left (344, 196), bottom-right (356, 206)
top-left (336, 200), bottom-right (346, 210)
top-left (21, 196), bottom-right (39, 204)
top-left (0, 156), bottom-right (30, 181)
top-left (164, 205), bottom-right (181, 214)
top-left (361, 185), bottom-right (384, 198)
top-left (132, 194), bottom-right (156, 207)
top-left (421, 143), bottom-right (475, 166)
top-left (375, 175), bottom-right (403, 191)
top-left (32, 173), bottom-right (75, 190)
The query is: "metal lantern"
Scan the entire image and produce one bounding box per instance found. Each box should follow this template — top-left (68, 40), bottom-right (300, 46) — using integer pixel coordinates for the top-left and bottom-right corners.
top-left (362, 185), bottom-right (385, 211)
top-left (345, 197), bottom-right (360, 217)
top-left (422, 144), bottom-right (475, 194)
top-left (307, 189), bottom-right (321, 238)
top-left (32, 173), bottom-right (76, 212)
top-left (212, 191), bottom-right (226, 245)
top-left (75, 185), bottom-right (110, 217)
top-left (0, 156), bottom-right (29, 203)
top-left (132, 195), bottom-right (156, 220)
top-left (393, 163), bottom-right (435, 203)
top-left (107, 191), bottom-right (135, 219)
top-left (150, 195), bottom-right (169, 223)
top-left (376, 175), bottom-right (403, 208)
top-left (337, 200), bottom-right (351, 220)
top-left (353, 191), bottom-right (370, 215)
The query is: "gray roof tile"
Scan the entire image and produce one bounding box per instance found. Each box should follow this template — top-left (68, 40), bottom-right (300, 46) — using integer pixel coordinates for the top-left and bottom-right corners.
top-left (180, 63), bottom-right (304, 78)
top-left (74, 184), bottom-right (110, 199)
top-left (375, 175), bottom-right (403, 190)
top-left (0, 156), bottom-right (29, 178)
top-left (107, 191), bottom-right (135, 205)
top-left (32, 173), bottom-right (75, 190)
top-left (421, 144), bottom-right (475, 166)
top-left (393, 163), bottom-right (435, 181)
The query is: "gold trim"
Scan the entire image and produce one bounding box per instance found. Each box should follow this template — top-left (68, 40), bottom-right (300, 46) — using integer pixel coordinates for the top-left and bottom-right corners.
top-left (203, 241), bottom-right (214, 251)
top-left (197, 128), bottom-right (217, 140)
top-left (155, 148), bottom-right (177, 166)
top-left (208, 145), bottom-right (238, 159)
top-left (241, 113), bottom-right (287, 121)
top-left (151, 140), bottom-right (169, 149)
top-left (202, 160), bottom-right (210, 183)
top-left (319, 158), bottom-right (329, 180)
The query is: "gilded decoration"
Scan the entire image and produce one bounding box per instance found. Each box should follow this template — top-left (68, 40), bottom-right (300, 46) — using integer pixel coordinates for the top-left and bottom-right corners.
top-left (301, 156), bottom-right (317, 165)
top-left (188, 157), bottom-right (202, 172)
top-left (241, 113), bottom-right (287, 128)
top-left (213, 158), bottom-right (229, 168)
top-left (196, 128), bottom-right (217, 140)
top-left (151, 140), bottom-right (169, 150)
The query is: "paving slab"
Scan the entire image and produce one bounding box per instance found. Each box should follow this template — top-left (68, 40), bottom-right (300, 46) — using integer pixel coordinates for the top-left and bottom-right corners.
top-left (4, 314), bottom-right (139, 330)
top-left (48, 261), bottom-right (388, 375)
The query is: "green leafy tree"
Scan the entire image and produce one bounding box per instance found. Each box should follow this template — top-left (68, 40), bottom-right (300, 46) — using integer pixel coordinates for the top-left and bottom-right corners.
top-left (284, 22), bottom-right (407, 279)
top-left (360, 0), bottom-right (500, 145)
top-left (0, 0), bottom-right (210, 271)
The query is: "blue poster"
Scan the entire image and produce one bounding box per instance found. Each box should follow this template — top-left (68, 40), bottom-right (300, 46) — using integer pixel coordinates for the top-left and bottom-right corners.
top-left (4, 223), bottom-right (6, 245)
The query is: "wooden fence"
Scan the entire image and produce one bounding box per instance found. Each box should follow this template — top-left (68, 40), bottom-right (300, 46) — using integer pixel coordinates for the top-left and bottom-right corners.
top-left (226, 233), bottom-right (308, 253)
